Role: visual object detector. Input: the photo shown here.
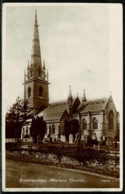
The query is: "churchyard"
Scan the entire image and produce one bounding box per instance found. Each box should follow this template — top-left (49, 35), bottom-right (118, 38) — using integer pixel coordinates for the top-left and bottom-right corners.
top-left (6, 141), bottom-right (120, 179)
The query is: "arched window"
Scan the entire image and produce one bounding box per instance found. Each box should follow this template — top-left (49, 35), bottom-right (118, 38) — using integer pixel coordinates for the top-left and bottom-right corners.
top-left (93, 117), bottom-right (98, 129)
top-left (52, 124), bottom-right (55, 134)
top-left (58, 125), bottom-right (61, 138)
top-left (26, 127), bottom-right (28, 135)
top-left (28, 87), bottom-right (31, 98)
top-left (23, 127), bottom-right (25, 135)
top-left (45, 127), bottom-right (47, 134)
top-left (39, 86), bottom-right (43, 97)
top-left (58, 125), bottom-right (61, 135)
top-left (108, 110), bottom-right (114, 130)
top-left (82, 118), bottom-right (87, 130)
top-left (49, 125), bottom-right (51, 135)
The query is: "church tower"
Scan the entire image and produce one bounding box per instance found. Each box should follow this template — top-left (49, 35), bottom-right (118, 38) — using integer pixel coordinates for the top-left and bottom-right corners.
top-left (24, 11), bottom-right (49, 113)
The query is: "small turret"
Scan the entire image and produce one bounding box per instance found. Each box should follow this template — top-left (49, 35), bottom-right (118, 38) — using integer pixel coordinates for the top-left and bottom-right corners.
top-left (43, 60), bottom-right (46, 71)
top-left (24, 70), bottom-right (26, 82)
top-left (47, 69), bottom-right (49, 81)
top-left (68, 85), bottom-right (73, 118)
top-left (27, 61), bottom-right (30, 70)
top-left (30, 63), bottom-right (33, 77)
top-left (27, 61), bottom-right (30, 79)
top-left (82, 89), bottom-right (87, 102)
top-left (68, 85), bottom-right (73, 105)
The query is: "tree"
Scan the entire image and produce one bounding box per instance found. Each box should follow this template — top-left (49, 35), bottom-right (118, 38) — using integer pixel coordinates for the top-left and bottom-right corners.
top-left (6, 97), bottom-right (33, 122)
top-left (5, 97), bottom-right (33, 139)
top-left (64, 119), bottom-right (80, 142)
top-left (30, 116), bottom-right (46, 143)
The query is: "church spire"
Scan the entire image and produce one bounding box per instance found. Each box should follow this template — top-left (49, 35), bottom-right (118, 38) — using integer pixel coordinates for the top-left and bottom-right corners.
top-left (24, 10), bottom-right (49, 81)
top-left (31, 10), bottom-right (42, 77)
top-left (24, 11), bottom-right (49, 113)
top-left (35, 10), bottom-right (38, 26)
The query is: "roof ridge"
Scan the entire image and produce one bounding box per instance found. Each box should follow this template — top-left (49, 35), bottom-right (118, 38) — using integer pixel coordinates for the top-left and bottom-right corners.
top-left (88, 98), bottom-right (108, 102)
top-left (49, 101), bottom-right (67, 105)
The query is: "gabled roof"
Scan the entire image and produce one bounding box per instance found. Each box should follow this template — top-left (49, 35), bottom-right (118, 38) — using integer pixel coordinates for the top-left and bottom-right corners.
top-left (72, 96), bottom-right (80, 113)
top-left (38, 101), bottom-right (69, 121)
top-left (80, 98), bottom-right (108, 113)
top-left (37, 96), bottom-right (111, 121)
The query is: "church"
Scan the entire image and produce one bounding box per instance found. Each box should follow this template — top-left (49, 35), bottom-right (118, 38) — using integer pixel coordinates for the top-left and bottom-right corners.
top-left (21, 11), bottom-right (120, 145)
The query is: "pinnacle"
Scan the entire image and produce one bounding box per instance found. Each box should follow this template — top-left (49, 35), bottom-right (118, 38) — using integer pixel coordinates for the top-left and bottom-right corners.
top-left (82, 89), bottom-right (87, 102)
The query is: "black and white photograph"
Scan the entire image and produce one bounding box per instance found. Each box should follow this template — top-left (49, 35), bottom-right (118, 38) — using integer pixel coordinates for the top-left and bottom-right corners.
top-left (2, 3), bottom-right (123, 191)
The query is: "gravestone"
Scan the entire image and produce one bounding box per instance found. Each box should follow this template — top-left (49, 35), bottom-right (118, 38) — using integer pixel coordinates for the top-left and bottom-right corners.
top-left (69, 134), bottom-right (73, 144)
top-left (98, 143), bottom-right (100, 150)
top-left (81, 134), bottom-right (84, 141)
top-left (60, 135), bottom-right (66, 142)
top-left (37, 135), bottom-right (41, 145)
top-left (85, 135), bottom-right (88, 144)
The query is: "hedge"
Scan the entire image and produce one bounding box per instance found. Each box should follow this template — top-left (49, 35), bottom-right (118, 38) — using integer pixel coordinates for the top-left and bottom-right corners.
top-left (6, 142), bottom-right (117, 166)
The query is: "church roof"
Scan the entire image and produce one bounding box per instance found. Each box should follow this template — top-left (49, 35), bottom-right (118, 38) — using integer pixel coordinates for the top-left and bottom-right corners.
top-left (38, 101), bottom-right (69, 122)
top-left (37, 97), bottom-right (110, 121)
top-left (80, 98), bottom-right (108, 113)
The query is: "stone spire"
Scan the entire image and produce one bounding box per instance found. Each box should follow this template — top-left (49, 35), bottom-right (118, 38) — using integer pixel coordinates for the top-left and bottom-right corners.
top-left (24, 11), bottom-right (49, 113)
top-left (31, 10), bottom-right (42, 78)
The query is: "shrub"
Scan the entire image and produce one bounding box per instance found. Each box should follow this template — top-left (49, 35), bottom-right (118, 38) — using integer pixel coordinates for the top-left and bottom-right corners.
top-left (6, 142), bottom-right (21, 151)
top-left (6, 143), bottom-right (115, 167)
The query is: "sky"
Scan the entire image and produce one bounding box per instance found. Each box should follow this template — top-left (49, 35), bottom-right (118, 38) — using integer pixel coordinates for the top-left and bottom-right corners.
top-left (3, 3), bottom-right (122, 114)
